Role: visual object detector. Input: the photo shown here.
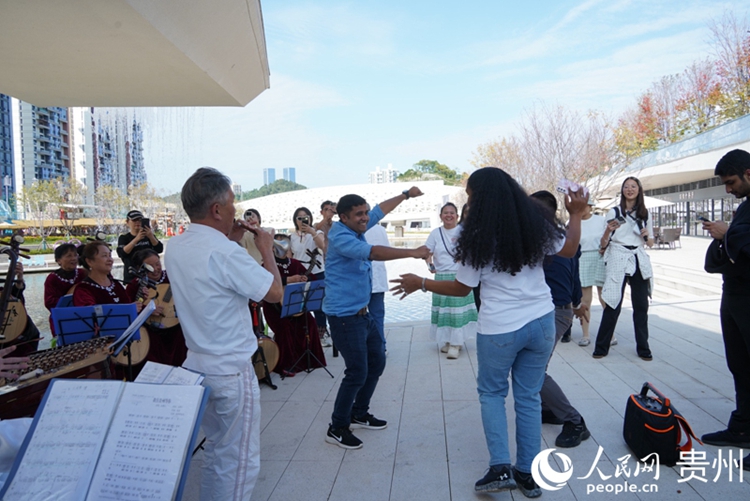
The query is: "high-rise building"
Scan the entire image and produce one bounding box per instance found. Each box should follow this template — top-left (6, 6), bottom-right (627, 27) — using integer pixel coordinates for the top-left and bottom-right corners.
top-left (264, 168), bottom-right (276, 185)
top-left (0, 95), bottom-right (14, 207)
top-left (88, 108), bottom-right (146, 193)
top-left (231, 182), bottom-right (242, 199)
top-left (283, 167), bottom-right (296, 183)
top-left (369, 163), bottom-right (398, 184)
top-left (12, 101), bottom-right (72, 190)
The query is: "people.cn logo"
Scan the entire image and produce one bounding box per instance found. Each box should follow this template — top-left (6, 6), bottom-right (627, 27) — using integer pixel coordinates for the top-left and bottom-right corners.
top-left (531, 448), bottom-right (574, 491)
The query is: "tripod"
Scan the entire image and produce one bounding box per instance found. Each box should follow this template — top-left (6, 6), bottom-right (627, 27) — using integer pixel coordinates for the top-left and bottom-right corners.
top-left (281, 281), bottom-right (333, 378)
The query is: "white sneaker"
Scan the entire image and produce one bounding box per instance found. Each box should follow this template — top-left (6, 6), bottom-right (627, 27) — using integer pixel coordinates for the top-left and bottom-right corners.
top-left (440, 342), bottom-right (450, 353)
top-left (320, 335), bottom-right (332, 348)
top-left (447, 345), bottom-right (460, 359)
top-left (610, 338), bottom-right (618, 346)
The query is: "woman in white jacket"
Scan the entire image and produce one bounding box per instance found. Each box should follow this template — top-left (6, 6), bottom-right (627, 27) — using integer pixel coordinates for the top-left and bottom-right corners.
top-left (592, 177), bottom-right (654, 361)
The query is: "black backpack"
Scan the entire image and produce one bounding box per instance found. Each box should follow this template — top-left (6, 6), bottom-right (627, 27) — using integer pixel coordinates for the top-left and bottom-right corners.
top-left (623, 382), bottom-right (701, 466)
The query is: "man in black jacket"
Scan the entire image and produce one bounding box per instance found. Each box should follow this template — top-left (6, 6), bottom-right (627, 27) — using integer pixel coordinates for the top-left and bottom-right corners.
top-left (702, 149), bottom-right (750, 471)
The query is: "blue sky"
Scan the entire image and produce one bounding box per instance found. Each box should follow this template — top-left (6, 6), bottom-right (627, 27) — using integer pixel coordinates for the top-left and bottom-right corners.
top-left (144, 0), bottom-right (749, 194)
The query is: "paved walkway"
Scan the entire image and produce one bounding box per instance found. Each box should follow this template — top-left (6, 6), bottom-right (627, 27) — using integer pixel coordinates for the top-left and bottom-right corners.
top-left (184, 236), bottom-right (750, 500)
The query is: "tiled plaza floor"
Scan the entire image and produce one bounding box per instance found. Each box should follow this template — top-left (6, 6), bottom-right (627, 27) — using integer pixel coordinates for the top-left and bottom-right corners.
top-left (184, 237), bottom-right (750, 500)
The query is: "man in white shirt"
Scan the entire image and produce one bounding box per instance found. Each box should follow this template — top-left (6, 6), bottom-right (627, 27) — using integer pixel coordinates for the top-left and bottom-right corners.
top-left (365, 219), bottom-right (390, 349)
top-left (165, 167), bottom-right (282, 501)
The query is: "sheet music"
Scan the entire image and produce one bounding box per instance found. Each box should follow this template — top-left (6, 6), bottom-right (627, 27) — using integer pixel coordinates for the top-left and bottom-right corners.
top-left (134, 361), bottom-right (173, 384)
top-left (109, 301), bottom-right (156, 354)
top-left (135, 361), bottom-right (204, 386)
top-left (2, 380), bottom-right (123, 501)
top-left (86, 384), bottom-right (204, 501)
top-left (162, 367), bottom-right (204, 386)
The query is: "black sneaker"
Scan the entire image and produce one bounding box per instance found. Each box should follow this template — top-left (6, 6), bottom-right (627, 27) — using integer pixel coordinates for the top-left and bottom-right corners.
top-left (474, 464), bottom-right (516, 493)
top-left (513, 467), bottom-right (542, 498)
top-left (702, 429), bottom-right (750, 448)
top-left (325, 425), bottom-right (363, 449)
top-left (555, 418), bottom-right (591, 448)
top-left (542, 409), bottom-right (563, 425)
top-left (351, 413), bottom-right (387, 430)
top-left (561, 333), bottom-right (571, 343)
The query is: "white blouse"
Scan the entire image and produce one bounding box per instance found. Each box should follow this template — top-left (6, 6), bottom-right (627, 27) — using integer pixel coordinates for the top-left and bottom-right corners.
top-left (606, 208), bottom-right (654, 248)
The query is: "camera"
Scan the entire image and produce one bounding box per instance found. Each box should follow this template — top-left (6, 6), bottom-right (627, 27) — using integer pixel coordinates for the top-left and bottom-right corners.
top-left (301, 217), bottom-right (310, 225)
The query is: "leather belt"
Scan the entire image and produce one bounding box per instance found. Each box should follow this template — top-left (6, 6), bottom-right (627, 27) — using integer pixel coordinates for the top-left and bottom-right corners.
top-left (356, 307), bottom-right (368, 316)
top-left (555, 303), bottom-right (573, 310)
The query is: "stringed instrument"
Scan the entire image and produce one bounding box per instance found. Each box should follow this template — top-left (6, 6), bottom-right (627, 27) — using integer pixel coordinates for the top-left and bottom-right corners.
top-left (0, 234), bottom-right (29, 344)
top-left (144, 282), bottom-right (179, 329)
top-left (111, 264), bottom-right (151, 366)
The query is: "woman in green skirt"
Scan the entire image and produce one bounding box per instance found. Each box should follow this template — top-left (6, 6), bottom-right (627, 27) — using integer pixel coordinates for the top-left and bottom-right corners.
top-left (425, 203), bottom-right (478, 359)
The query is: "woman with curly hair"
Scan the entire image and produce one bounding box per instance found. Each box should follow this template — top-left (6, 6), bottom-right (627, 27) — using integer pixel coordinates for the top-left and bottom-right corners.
top-left (391, 167), bottom-right (588, 498)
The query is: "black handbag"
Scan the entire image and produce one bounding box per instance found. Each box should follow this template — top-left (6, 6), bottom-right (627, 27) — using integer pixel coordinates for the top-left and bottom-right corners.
top-left (623, 382), bottom-right (701, 466)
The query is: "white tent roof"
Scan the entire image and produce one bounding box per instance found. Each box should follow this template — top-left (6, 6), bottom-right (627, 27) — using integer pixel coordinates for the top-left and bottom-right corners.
top-left (0, 0), bottom-right (269, 107)
top-left (596, 196), bottom-right (674, 210)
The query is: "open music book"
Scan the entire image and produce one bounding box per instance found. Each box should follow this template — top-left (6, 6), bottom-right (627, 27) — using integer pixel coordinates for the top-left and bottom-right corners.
top-left (0, 379), bottom-right (209, 501)
top-left (135, 361), bottom-right (205, 386)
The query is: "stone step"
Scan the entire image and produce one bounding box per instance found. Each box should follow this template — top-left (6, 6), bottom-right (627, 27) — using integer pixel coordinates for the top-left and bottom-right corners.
top-left (651, 262), bottom-right (722, 288)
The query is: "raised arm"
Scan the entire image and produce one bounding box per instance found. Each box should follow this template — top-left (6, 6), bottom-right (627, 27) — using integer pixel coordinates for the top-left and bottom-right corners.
top-left (378, 186), bottom-right (423, 216)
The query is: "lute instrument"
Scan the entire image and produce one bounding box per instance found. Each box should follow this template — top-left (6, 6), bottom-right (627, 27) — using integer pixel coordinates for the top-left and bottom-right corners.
top-left (0, 234), bottom-right (29, 344)
top-left (111, 264), bottom-right (151, 366)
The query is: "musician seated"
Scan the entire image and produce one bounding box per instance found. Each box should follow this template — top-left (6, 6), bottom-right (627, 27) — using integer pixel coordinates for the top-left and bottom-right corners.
top-left (74, 241), bottom-right (144, 379)
top-left (73, 242), bottom-right (133, 307)
top-left (125, 249), bottom-right (187, 367)
top-left (262, 234), bottom-right (326, 377)
top-left (0, 263), bottom-right (41, 357)
top-left (43, 243), bottom-right (87, 338)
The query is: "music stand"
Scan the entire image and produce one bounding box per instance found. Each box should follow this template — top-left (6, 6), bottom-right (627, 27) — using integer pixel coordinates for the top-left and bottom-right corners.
top-left (52, 304), bottom-right (138, 347)
top-left (281, 281), bottom-right (333, 378)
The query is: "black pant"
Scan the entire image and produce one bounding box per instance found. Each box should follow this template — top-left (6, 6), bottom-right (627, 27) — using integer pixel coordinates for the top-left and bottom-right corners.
top-left (721, 294), bottom-right (750, 433)
top-left (594, 262), bottom-right (651, 357)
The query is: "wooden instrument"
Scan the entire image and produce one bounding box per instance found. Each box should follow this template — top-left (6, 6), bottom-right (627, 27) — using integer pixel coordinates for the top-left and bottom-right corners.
top-left (111, 264), bottom-right (152, 366)
top-left (0, 336), bottom-right (113, 419)
top-left (111, 326), bottom-right (151, 366)
top-left (252, 335), bottom-right (278, 380)
top-left (0, 234), bottom-right (29, 344)
top-left (145, 282), bottom-right (179, 329)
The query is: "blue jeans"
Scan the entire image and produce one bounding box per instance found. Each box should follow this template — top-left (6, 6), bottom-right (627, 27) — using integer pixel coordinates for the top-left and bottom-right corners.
top-left (368, 292), bottom-right (386, 348)
top-left (476, 311), bottom-right (555, 472)
top-left (328, 313), bottom-right (386, 429)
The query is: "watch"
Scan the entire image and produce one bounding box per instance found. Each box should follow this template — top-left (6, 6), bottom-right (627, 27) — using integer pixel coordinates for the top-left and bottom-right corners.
top-left (402, 189), bottom-right (410, 199)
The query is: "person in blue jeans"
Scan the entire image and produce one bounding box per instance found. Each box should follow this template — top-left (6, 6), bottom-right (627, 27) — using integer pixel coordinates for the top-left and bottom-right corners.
top-left (392, 168), bottom-right (588, 498)
top-left (324, 188), bottom-right (430, 450)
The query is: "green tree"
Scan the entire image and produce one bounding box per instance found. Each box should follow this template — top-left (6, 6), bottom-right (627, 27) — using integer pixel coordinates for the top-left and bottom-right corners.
top-left (21, 180), bottom-right (63, 250)
top-left (397, 160), bottom-right (462, 186)
top-left (241, 179), bottom-right (307, 200)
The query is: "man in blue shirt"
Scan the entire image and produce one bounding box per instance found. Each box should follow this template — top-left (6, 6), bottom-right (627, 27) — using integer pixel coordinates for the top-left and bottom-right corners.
top-left (324, 187), bottom-right (430, 449)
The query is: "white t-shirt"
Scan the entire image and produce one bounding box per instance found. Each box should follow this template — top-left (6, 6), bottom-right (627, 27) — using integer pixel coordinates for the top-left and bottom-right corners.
top-left (606, 208), bottom-right (653, 248)
top-left (290, 231), bottom-right (325, 274)
top-left (164, 223), bottom-right (274, 375)
top-left (424, 225), bottom-right (461, 272)
top-left (580, 215), bottom-right (607, 252)
top-left (455, 237), bottom-right (564, 334)
top-left (365, 224), bottom-right (389, 293)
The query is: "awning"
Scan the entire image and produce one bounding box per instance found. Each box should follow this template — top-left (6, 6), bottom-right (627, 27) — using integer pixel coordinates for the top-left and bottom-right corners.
top-left (596, 196), bottom-right (675, 210)
top-left (0, 0), bottom-right (269, 107)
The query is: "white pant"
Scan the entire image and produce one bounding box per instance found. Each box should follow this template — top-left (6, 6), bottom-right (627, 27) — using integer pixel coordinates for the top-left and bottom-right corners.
top-left (200, 365), bottom-right (261, 501)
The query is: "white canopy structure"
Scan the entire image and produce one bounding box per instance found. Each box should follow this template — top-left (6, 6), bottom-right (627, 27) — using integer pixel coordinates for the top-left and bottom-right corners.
top-left (596, 196), bottom-right (675, 210)
top-left (0, 0), bottom-right (269, 107)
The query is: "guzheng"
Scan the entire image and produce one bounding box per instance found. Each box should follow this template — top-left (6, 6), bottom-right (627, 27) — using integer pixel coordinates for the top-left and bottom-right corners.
top-left (0, 337), bottom-right (114, 419)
